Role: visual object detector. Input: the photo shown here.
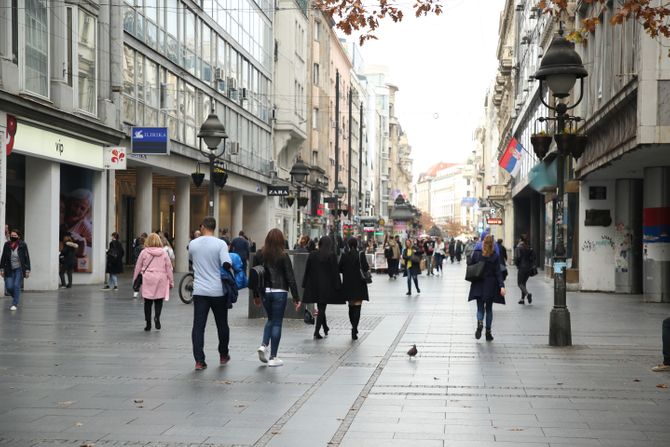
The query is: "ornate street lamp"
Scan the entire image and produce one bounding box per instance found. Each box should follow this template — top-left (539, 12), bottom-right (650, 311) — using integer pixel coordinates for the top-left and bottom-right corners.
top-left (196, 111), bottom-right (228, 216)
top-left (534, 26), bottom-right (588, 347)
top-left (289, 156), bottom-right (311, 237)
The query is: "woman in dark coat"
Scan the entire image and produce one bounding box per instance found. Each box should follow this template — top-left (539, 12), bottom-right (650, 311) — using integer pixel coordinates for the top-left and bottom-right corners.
top-left (467, 234), bottom-right (506, 341)
top-left (339, 238), bottom-right (370, 340)
top-left (514, 234), bottom-right (535, 304)
top-left (103, 232), bottom-right (124, 291)
top-left (59, 235), bottom-right (78, 288)
top-left (448, 238), bottom-right (456, 263)
top-left (302, 236), bottom-right (343, 339)
top-left (402, 239), bottom-right (421, 296)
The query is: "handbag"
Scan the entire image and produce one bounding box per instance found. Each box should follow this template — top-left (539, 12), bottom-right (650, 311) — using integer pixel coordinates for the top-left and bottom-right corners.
top-left (304, 307), bottom-right (315, 325)
top-left (529, 267), bottom-right (538, 277)
top-left (359, 251), bottom-right (372, 284)
top-left (132, 257), bottom-right (155, 292)
top-left (465, 260), bottom-right (486, 282)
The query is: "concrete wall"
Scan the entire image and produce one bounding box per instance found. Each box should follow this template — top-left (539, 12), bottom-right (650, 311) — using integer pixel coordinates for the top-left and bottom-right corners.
top-left (579, 180), bottom-right (616, 292)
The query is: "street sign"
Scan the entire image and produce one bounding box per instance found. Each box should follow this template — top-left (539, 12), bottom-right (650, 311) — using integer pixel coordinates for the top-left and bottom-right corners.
top-left (267, 185), bottom-right (289, 196)
top-left (488, 184), bottom-right (507, 199)
top-left (486, 217), bottom-right (503, 225)
top-left (131, 127), bottom-right (169, 155)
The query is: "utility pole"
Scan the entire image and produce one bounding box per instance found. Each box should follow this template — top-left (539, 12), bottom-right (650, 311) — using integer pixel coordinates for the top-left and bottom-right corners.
top-left (347, 87), bottom-right (353, 214)
top-left (334, 70), bottom-right (340, 190)
top-left (358, 102), bottom-right (363, 217)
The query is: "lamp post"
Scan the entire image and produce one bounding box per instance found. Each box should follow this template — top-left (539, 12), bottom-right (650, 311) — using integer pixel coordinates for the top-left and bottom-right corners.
top-left (196, 111), bottom-right (228, 216)
top-left (533, 26), bottom-right (588, 347)
top-left (290, 155), bottom-right (310, 239)
top-left (333, 181), bottom-right (347, 239)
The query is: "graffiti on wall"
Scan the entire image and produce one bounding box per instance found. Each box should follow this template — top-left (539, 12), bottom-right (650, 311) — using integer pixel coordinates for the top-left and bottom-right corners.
top-left (581, 235), bottom-right (615, 253)
top-left (614, 223), bottom-right (632, 273)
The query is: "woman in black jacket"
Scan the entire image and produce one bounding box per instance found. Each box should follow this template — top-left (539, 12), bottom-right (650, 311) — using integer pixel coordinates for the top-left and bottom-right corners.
top-left (0, 229), bottom-right (31, 311)
top-left (251, 229), bottom-right (301, 367)
top-left (402, 239), bottom-right (421, 296)
top-left (514, 234), bottom-right (535, 304)
top-left (339, 238), bottom-right (370, 340)
top-left (302, 236), bottom-right (343, 339)
top-left (467, 235), bottom-right (506, 341)
top-left (103, 232), bottom-right (124, 291)
top-left (59, 235), bottom-right (78, 288)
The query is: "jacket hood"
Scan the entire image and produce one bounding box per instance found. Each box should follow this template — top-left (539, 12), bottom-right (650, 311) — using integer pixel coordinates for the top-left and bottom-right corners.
top-left (144, 247), bottom-right (166, 257)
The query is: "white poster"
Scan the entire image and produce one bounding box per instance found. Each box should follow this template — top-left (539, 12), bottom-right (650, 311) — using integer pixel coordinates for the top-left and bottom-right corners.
top-left (103, 147), bottom-right (127, 170)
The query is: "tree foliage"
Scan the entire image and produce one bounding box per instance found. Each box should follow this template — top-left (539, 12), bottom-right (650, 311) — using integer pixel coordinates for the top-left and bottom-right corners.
top-left (317, 0), bottom-right (670, 47)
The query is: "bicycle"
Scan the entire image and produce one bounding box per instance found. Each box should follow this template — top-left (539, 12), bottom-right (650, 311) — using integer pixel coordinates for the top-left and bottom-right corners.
top-left (179, 272), bottom-right (194, 304)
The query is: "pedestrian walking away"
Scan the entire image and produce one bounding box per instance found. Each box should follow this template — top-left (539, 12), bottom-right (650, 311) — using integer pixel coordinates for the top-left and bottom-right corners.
top-left (448, 238), bottom-right (455, 264)
top-left (434, 237), bottom-right (445, 276)
top-left (189, 216), bottom-right (233, 370)
top-left (467, 234), bottom-right (506, 341)
top-left (497, 238), bottom-right (509, 282)
top-left (455, 239), bottom-right (463, 263)
top-left (134, 233), bottom-right (174, 331)
top-left (103, 232), bottom-right (124, 291)
top-left (251, 229), bottom-right (301, 367)
top-left (402, 239), bottom-right (421, 296)
top-left (652, 317), bottom-right (670, 372)
top-left (424, 238), bottom-right (435, 275)
top-left (339, 237), bottom-right (370, 340)
top-left (230, 230), bottom-right (251, 271)
top-left (161, 234), bottom-right (176, 270)
top-left (302, 236), bottom-right (343, 339)
top-left (383, 234), bottom-right (396, 279)
top-left (514, 234), bottom-right (535, 304)
top-left (59, 235), bottom-right (78, 288)
top-left (0, 229), bottom-right (31, 311)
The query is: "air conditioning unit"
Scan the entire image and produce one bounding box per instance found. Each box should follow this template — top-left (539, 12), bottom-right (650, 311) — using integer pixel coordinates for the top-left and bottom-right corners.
top-left (227, 77), bottom-right (237, 91)
top-left (215, 67), bottom-right (225, 81)
top-left (228, 141), bottom-right (240, 155)
top-left (241, 88), bottom-right (248, 100)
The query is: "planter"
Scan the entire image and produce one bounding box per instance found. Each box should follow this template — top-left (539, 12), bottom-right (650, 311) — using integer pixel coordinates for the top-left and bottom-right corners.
top-left (571, 134), bottom-right (588, 160)
top-left (191, 172), bottom-right (205, 187)
top-left (297, 197), bottom-right (309, 207)
top-left (554, 133), bottom-right (576, 156)
top-left (530, 134), bottom-right (552, 160)
top-left (212, 170), bottom-right (228, 188)
top-left (286, 196), bottom-right (295, 207)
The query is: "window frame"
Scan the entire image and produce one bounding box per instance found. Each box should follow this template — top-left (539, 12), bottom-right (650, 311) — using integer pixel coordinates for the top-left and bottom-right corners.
top-left (19, 0), bottom-right (51, 100)
top-left (74, 7), bottom-right (98, 116)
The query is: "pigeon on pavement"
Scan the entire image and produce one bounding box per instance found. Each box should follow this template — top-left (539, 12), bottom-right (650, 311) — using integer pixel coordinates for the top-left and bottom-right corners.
top-left (407, 344), bottom-right (418, 357)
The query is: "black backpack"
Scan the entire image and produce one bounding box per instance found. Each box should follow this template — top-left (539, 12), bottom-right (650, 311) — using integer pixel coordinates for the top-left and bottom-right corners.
top-left (249, 264), bottom-right (266, 298)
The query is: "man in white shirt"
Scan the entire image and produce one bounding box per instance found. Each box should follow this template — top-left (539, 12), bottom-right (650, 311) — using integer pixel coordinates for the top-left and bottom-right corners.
top-left (188, 216), bottom-right (232, 370)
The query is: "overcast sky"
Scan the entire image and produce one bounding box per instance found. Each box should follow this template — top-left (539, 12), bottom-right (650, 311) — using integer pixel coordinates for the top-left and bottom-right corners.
top-left (356, 0), bottom-right (506, 180)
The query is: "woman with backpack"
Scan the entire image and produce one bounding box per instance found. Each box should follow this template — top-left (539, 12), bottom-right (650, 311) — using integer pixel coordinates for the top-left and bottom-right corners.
top-left (514, 234), bottom-right (535, 304)
top-left (251, 229), bottom-right (301, 367)
top-left (467, 234), bottom-right (506, 341)
top-left (103, 232), bottom-right (124, 291)
top-left (339, 238), bottom-right (371, 340)
top-left (133, 233), bottom-right (173, 331)
top-left (302, 236), bottom-right (343, 339)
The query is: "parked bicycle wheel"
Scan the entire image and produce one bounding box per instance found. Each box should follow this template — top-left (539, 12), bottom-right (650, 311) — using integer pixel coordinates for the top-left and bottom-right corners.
top-left (179, 273), bottom-right (194, 304)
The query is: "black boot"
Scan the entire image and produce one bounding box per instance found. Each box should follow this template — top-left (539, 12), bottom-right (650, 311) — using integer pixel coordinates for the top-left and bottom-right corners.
top-left (144, 321), bottom-right (151, 331)
top-left (154, 317), bottom-right (161, 330)
top-left (351, 306), bottom-right (361, 340)
top-left (527, 293), bottom-right (533, 304)
top-left (475, 321), bottom-right (483, 340)
top-left (518, 294), bottom-right (525, 305)
top-left (485, 330), bottom-right (494, 341)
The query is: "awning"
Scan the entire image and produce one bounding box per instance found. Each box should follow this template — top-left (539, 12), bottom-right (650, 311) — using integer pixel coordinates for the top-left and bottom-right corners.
top-left (528, 158), bottom-right (557, 193)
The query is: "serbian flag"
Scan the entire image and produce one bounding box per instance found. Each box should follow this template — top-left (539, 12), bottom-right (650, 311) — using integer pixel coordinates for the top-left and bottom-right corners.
top-left (499, 137), bottom-right (523, 177)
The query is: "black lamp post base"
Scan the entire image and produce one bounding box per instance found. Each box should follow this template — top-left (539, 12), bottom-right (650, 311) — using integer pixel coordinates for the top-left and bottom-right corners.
top-left (549, 307), bottom-right (572, 347)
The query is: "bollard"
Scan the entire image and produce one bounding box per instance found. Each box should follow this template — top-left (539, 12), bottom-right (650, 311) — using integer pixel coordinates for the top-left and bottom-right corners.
top-left (247, 251), bottom-right (310, 319)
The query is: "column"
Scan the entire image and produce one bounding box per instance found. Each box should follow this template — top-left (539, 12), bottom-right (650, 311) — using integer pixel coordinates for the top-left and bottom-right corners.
top-left (643, 167), bottom-right (670, 302)
top-left (25, 158), bottom-right (60, 290)
top-left (615, 179), bottom-right (643, 294)
top-left (175, 178), bottom-right (190, 273)
top-left (135, 167), bottom-right (153, 236)
top-left (231, 192), bottom-right (244, 236)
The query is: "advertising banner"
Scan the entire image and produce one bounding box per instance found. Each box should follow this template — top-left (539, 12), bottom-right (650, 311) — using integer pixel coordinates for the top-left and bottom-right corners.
top-left (131, 127), bottom-right (169, 155)
top-left (60, 165), bottom-right (94, 273)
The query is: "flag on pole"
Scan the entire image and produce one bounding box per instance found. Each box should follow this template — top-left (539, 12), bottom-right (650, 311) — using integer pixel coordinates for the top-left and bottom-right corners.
top-left (499, 137), bottom-right (523, 177)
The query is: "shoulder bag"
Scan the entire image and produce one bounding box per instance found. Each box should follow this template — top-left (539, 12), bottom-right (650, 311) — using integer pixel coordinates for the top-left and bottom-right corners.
top-left (465, 258), bottom-right (486, 283)
top-left (133, 256), bottom-right (155, 292)
top-left (359, 251), bottom-right (373, 284)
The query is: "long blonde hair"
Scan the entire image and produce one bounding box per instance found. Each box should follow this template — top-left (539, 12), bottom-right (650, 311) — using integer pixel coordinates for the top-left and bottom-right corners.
top-left (482, 234), bottom-right (495, 257)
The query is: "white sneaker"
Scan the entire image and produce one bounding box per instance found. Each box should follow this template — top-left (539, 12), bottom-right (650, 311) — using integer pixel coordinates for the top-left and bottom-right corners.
top-left (133, 291), bottom-right (139, 299)
top-left (9, 305), bottom-right (17, 311)
top-left (268, 357), bottom-right (284, 367)
top-left (257, 345), bottom-right (268, 363)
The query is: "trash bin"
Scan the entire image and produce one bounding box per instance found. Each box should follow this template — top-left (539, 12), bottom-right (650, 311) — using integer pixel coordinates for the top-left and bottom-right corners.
top-left (247, 251), bottom-right (310, 319)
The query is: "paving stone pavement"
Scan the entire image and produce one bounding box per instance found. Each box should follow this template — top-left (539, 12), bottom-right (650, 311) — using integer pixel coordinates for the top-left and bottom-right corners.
top-left (1, 262), bottom-right (669, 447)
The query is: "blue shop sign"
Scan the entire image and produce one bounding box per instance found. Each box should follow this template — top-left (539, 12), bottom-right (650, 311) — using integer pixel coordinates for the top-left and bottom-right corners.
top-left (131, 127), bottom-right (169, 155)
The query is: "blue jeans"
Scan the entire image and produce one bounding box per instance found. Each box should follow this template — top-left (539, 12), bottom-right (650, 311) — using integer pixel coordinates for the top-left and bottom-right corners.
top-left (477, 299), bottom-right (493, 330)
top-left (6, 268), bottom-right (23, 306)
top-left (407, 271), bottom-right (419, 293)
top-left (108, 274), bottom-right (118, 288)
top-left (192, 295), bottom-right (229, 364)
top-left (262, 291), bottom-right (288, 358)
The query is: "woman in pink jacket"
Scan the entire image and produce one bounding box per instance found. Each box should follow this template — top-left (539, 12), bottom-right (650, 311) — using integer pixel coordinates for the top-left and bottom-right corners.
top-left (133, 233), bottom-right (174, 331)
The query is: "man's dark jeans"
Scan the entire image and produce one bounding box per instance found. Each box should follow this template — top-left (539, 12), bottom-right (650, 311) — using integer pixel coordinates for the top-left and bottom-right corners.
top-left (663, 317), bottom-right (670, 366)
top-left (192, 295), bottom-right (229, 364)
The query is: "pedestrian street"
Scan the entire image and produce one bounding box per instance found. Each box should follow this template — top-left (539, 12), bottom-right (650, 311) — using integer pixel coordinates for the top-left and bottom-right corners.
top-left (1, 262), bottom-right (669, 447)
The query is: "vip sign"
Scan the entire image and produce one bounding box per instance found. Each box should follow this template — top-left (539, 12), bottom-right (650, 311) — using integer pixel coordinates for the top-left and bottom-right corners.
top-left (104, 147), bottom-right (127, 170)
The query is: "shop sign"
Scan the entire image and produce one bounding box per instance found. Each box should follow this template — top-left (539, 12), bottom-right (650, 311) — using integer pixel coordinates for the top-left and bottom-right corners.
top-left (486, 218), bottom-right (503, 225)
top-left (267, 185), bottom-right (289, 196)
top-left (363, 226), bottom-right (375, 232)
top-left (13, 123), bottom-right (103, 169)
top-left (103, 147), bottom-right (127, 170)
top-left (488, 185), bottom-right (507, 199)
top-left (131, 127), bottom-right (169, 155)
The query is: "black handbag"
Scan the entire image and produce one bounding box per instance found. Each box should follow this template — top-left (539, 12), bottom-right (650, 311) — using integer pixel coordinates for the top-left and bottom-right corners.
top-left (529, 267), bottom-right (538, 277)
top-left (304, 307), bottom-right (315, 325)
top-left (132, 257), bottom-right (155, 292)
top-left (465, 260), bottom-right (486, 282)
top-left (359, 252), bottom-right (372, 284)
